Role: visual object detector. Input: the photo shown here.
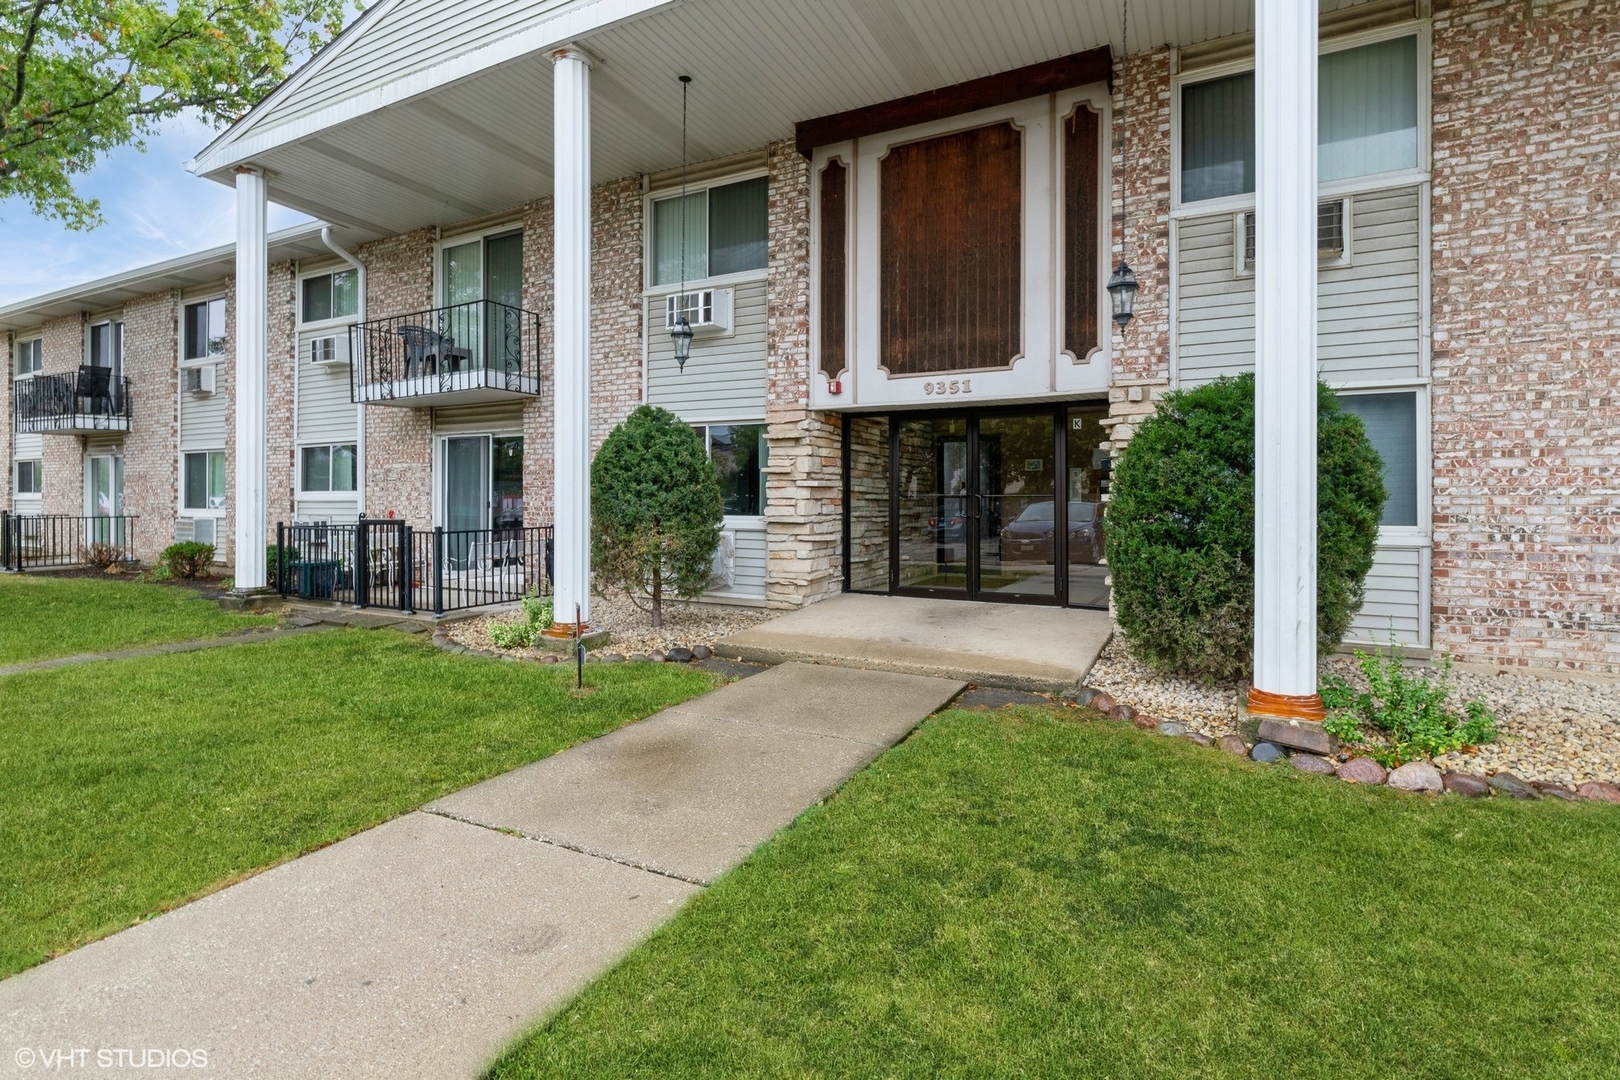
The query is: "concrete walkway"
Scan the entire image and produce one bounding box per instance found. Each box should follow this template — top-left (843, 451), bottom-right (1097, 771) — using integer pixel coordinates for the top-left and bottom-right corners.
top-left (0, 662), bottom-right (962, 1079)
top-left (717, 592), bottom-right (1113, 692)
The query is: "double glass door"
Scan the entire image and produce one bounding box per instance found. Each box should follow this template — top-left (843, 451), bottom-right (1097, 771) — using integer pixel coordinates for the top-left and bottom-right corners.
top-left (896, 410), bottom-right (1061, 603)
top-left (442, 435), bottom-right (523, 567)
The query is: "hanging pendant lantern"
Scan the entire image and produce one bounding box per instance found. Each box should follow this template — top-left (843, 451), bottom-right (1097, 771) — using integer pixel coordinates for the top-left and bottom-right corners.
top-left (671, 315), bottom-right (694, 370)
top-left (1107, 261), bottom-right (1138, 329)
top-left (670, 74), bottom-right (696, 372)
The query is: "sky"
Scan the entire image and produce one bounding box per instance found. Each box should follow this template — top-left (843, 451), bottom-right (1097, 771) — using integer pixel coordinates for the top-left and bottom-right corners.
top-left (0, 113), bottom-right (314, 308)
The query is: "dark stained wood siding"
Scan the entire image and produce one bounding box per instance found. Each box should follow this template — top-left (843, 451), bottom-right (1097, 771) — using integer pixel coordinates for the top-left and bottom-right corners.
top-left (1064, 104), bottom-right (1102, 360)
top-left (880, 123), bottom-right (1022, 376)
top-left (819, 159), bottom-right (849, 381)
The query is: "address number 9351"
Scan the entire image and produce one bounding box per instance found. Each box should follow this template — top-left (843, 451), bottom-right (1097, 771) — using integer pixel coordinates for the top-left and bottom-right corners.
top-left (922, 379), bottom-right (972, 396)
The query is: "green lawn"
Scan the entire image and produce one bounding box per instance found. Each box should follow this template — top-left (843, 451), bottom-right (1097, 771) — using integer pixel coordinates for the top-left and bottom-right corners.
top-left (0, 573), bottom-right (275, 664)
top-left (0, 630), bottom-right (717, 977)
top-left (490, 706), bottom-right (1620, 1079)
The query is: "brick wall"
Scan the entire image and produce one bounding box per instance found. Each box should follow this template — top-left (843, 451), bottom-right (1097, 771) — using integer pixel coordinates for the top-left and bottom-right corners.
top-left (589, 177), bottom-right (646, 453)
top-left (38, 316), bottom-right (85, 518)
top-left (358, 229), bottom-right (435, 524)
top-left (1100, 46), bottom-right (1174, 458)
top-left (120, 290), bottom-right (178, 564)
top-left (266, 262), bottom-right (298, 537)
top-left (1, 331), bottom-right (12, 514)
top-left (763, 138), bottom-right (842, 609)
top-left (521, 198), bottom-right (556, 524)
top-left (1428, 0), bottom-right (1620, 673)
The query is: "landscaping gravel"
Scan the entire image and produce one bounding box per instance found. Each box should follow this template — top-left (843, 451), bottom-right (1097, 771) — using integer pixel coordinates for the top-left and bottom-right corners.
top-left (1086, 633), bottom-right (1620, 788)
top-left (445, 591), bottom-right (774, 660)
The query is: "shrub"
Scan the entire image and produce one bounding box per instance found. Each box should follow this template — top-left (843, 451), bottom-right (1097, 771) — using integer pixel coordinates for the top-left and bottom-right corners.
top-left (80, 542), bottom-right (125, 572)
top-left (266, 544), bottom-right (299, 587)
top-left (1322, 646), bottom-right (1498, 766)
top-left (160, 541), bottom-right (216, 580)
top-left (489, 591), bottom-right (555, 650)
top-left (1107, 373), bottom-right (1386, 683)
top-left (592, 405), bottom-right (723, 628)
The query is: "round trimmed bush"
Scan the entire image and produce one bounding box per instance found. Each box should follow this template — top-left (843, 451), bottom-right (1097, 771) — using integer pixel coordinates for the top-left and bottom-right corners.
top-left (1106, 373), bottom-right (1386, 683)
top-left (592, 405), bottom-right (723, 628)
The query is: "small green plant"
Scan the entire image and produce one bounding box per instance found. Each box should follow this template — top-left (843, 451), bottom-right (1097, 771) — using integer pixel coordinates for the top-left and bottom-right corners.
top-left (80, 542), bottom-right (125, 571)
top-left (489, 591), bottom-right (555, 649)
top-left (1322, 645), bottom-right (1497, 767)
top-left (160, 541), bottom-right (216, 581)
top-left (266, 544), bottom-right (299, 587)
top-left (151, 564), bottom-right (173, 581)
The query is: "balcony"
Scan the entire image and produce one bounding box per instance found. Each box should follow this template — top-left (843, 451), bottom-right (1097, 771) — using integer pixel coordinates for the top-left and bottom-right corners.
top-left (351, 301), bottom-right (544, 407)
top-left (14, 368), bottom-right (131, 434)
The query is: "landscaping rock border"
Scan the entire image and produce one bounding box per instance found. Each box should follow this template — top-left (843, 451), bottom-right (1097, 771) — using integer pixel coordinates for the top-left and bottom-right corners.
top-left (1064, 682), bottom-right (1620, 807)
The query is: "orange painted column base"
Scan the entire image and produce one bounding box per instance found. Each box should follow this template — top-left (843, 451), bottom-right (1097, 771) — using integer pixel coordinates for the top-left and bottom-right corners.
top-left (1246, 687), bottom-right (1326, 723)
top-left (540, 621), bottom-right (593, 639)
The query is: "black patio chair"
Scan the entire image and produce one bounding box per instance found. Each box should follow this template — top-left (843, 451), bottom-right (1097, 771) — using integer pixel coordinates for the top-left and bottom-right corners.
top-left (74, 365), bottom-right (114, 416)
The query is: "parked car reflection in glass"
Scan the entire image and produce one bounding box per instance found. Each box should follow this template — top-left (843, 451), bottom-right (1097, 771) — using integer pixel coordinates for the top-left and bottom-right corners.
top-left (998, 501), bottom-right (1104, 563)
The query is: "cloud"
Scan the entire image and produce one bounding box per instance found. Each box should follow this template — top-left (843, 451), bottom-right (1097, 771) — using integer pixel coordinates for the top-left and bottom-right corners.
top-left (0, 113), bottom-right (313, 307)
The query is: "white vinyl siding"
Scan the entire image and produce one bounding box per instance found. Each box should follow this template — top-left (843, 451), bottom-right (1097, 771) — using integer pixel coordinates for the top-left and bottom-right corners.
top-left (646, 279), bottom-right (768, 423)
top-left (1346, 544), bottom-right (1428, 648)
top-left (708, 523), bottom-right (768, 602)
top-left (179, 379), bottom-right (228, 447)
top-left (296, 330), bottom-right (359, 445)
top-left (431, 403), bottom-right (525, 436)
top-left (1175, 186), bottom-right (1422, 387)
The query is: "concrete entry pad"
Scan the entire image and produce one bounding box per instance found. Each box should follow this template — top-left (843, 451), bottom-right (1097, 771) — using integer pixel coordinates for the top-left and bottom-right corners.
top-left (717, 593), bottom-right (1112, 692)
top-left (428, 664), bottom-right (964, 884)
top-left (0, 812), bottom-right (696, 1080)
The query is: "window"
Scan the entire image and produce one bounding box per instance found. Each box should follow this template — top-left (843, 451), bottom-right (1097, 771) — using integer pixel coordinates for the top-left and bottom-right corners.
top-left (1337, 392), bottom-right (1419, 528)
top-left (183, 298), bottom-right (226, 361)
top-left (183, 450), bottom-right (227, 511)
top-left (300, 444), bottom-right (357, 493)
top-left (14, 338), bottom-right (41, 376)
top-left (89, 321), bottom-right (123, 373)
top-left (1179, 34), bottom-right (1421, 204)
top-left (693, 424), bottom-right (768, 516)
top-left (652, 176), bottom-right (768, 285)
top-left (301, 271), bottom-right (359, 323)
top-left (15, 460), bottom-right (41, 495)
top-left (1239, 198), bottom-right (1349, 271)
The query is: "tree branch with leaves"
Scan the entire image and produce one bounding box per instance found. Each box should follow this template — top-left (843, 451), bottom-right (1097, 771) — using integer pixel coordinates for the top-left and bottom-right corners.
top-left (1, 0), bottom-right (351, 227)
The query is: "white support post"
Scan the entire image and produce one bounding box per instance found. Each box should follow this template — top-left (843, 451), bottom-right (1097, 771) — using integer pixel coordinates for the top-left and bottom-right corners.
top-left (1249, 0), bottom-right (1324, 724)
top-left (548, 46), bottom-right (593, 632)
top-left (233, 166), bottom-right (269, 591)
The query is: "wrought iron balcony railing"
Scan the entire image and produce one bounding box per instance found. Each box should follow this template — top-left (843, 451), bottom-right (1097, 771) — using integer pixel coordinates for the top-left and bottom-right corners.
top-left (14, 369), bottom-right (132, 433)
top-left (349, 300), bottom-right (545, 406)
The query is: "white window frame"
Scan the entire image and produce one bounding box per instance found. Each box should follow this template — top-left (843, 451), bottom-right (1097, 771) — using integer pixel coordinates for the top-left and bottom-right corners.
top-left (180, 448), bottom-right (228, 517)
top-left (180, 295), bottom-right (228, 368)
top-left (1329, 379), bottom-right (1432, 545)
top-left (690, 420), bottom-right (769, 527)
top-left (14, 335), bottom-right (42, 378)
top-left (86, 317), bottom-right (125, 378)
top-left (643, 167), bottom-right (771, 297)
top-left (14, 458), bottom-right (43, 496)
top-left (433, 223), bottom-right (524, 309)
top-left (1170, 21), bottom-right (1432, 216)
top-left (298, 442), bottom-right (359, 496)
top-left (1234, 196), bottom-right (1354, 277)
top-left (297, 267), bottom-right (361, 330)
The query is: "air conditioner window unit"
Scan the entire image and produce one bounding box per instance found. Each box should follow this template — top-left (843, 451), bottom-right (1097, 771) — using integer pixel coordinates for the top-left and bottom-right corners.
top-left (665, 288), bottom-right (733, 335)
top-left (309, 335), bottom-right (349, 365)
top-left (183, 365), bottom-right (216, 395)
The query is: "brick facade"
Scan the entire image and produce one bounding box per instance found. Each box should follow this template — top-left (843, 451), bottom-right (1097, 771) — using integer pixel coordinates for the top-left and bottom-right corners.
top-left (1428, 0), bottom-right (1620, 673)
top-left (266, 262), bottom-right (299, 536)
top-left (37, 316), bottom-right (86, 519)
top-left (120, 290), bottom-right (179, 564)
top-left (764, 138), bottom-right (842, 609)
top-left (357, 229), bottom-right (435, 525)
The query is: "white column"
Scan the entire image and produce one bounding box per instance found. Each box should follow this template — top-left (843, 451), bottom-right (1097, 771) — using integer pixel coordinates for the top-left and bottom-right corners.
top-left (233, 166), bottom-right (269, 591)
top-left (549, 46), bottom-right (593, 631)
top-left (1249, 0), bottom-right (1322, 720)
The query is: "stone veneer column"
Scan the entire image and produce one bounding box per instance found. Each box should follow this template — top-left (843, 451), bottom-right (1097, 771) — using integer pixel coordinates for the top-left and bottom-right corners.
top-left (232, 167), bottom-right (269, 590)
top-left (548, 46), bottom-right (593, 631)
top-left (1248, 0), bottom-right (1322, 724)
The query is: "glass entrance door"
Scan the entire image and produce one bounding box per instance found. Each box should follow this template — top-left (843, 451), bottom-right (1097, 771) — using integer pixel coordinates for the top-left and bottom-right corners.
top-left (443, 436), bottom-right (489, 569)
top-left (87, 454), bottom-right (125, 546)
top-left (892, 410), bottom-right (1059, 603)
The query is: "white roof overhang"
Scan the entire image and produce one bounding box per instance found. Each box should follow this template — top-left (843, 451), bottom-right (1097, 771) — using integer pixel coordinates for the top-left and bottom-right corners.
top-left (188, 0), bottom-right (1388, 238)
top-left (0, 223), bottom-right (364, 332)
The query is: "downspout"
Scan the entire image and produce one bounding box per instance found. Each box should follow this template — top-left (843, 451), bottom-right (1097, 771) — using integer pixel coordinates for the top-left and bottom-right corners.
top-left (320, 227), bottom-right (367, 516)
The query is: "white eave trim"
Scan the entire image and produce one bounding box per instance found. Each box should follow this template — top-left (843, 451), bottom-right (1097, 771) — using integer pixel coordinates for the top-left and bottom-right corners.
top-left (188, 0), bottom-right (681, 180)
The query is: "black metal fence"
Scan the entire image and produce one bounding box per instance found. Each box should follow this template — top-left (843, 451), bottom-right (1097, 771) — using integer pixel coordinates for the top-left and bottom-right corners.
top-left (276, 519), bottom-right (553, 616)
top-left (349, 300), bottom-right (545, 403)
top-left (0, 512), bottom-right (139, 571)
top-left (14, 369), bottom-right (132, 432)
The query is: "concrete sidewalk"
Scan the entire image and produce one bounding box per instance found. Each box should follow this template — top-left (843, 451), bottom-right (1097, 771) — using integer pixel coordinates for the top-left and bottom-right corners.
top-left (717, 593), bottom-right (1113, 692)
top-left (0, 663), bottom-right (962, 1080)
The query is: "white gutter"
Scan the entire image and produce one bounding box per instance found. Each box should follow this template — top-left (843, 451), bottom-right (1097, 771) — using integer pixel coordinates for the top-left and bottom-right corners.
top-left (321, 227), bottom-right (368, 516)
